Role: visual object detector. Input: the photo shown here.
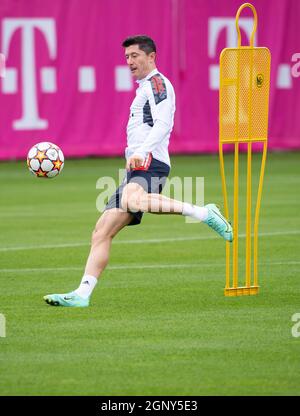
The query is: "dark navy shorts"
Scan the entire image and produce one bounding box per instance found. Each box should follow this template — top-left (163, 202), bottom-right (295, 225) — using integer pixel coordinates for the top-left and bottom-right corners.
top-left (105, 157), bottom-right (170, 226)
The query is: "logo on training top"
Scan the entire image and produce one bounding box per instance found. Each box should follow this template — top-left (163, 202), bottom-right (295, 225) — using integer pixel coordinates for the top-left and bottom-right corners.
top-left (256, 73), bottom-right (264, 88)
top-left (150, 74), bottom-right (167, 104)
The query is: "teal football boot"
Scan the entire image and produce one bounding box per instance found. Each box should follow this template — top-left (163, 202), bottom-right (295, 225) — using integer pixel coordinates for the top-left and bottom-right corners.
top-left (43, 291), bottom-right (89, 307)
top-left (203, 203), bottom-right (233, 242)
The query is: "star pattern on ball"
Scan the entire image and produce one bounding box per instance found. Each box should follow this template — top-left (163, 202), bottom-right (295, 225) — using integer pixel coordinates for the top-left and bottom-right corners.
top-left (36, 150), bottom-right (47, 163)
top-left (53, 159), bottom-right (63, 170)
top-left (36, 168), bottom-right (48, 177)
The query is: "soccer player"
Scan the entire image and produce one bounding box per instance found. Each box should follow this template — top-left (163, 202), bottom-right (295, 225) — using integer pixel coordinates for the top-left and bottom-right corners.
top-left (44, 35), bottom-right (233, 307)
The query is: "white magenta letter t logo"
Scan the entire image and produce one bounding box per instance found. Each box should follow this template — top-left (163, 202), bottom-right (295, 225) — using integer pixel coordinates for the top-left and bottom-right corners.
top-left (2, 18), bottom-right (57, 130)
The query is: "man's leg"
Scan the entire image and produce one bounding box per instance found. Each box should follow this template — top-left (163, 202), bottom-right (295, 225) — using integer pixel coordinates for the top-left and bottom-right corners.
top-left (44, 209), bottom-right (133, 307)
top-left (84, 209), bottom-right (133, 278)
top-left (121, 182), bottom-right (233, 241)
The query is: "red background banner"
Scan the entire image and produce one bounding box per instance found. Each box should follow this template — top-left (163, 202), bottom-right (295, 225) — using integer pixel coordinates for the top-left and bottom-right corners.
top-left (0, 0), bottom-right (299, 160)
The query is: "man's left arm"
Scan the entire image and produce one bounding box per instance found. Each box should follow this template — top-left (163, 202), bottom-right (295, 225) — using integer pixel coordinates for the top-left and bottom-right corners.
top-left (133, 76), bottom-right (174, 161)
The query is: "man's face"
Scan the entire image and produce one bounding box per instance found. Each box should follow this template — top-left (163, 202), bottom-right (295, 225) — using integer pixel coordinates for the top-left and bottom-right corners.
top-left (125, 44), bottom-right (155, 80)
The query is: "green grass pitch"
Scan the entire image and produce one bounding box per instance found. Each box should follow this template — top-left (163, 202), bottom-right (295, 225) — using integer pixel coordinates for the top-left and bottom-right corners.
top-left (0, 152), bottom-right (299, 396)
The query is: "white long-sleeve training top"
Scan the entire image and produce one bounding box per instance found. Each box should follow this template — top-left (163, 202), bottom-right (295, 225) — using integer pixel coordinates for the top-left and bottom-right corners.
top-left (125, 68), bottom-right (176, 167)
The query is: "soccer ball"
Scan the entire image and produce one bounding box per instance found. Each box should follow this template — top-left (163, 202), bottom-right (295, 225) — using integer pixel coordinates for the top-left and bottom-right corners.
top-left (27, 142), bottom-right (64, 178)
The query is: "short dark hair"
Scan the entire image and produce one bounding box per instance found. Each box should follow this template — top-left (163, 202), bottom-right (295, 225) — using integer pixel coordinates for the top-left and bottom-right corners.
top-left (122, 35), bottom-right (156, 55)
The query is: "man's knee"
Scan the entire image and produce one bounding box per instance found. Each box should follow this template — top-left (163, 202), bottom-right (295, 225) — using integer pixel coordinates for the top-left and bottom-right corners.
top-left (121, 183), bottom-right (146, 212)
top-left (92, 209), bottom-right (132, 245)
top-left (92, 212), bottom-right (119, 244)
top-left (91, 226), bottom-right (110, 246)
